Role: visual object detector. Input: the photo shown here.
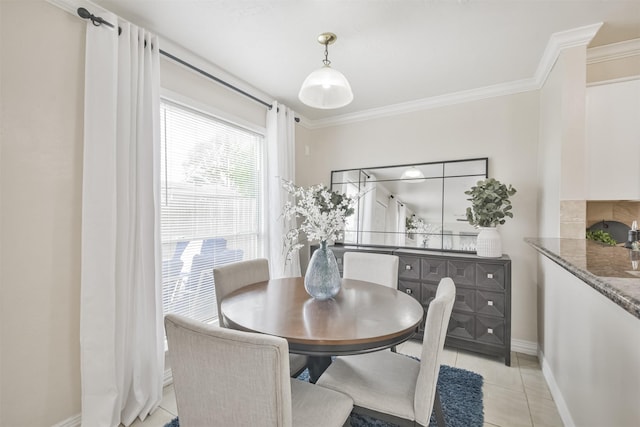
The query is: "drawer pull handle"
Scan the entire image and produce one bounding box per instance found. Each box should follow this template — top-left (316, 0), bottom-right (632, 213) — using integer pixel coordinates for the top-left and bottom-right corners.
top-left (487, 300), bottom-right (494, 306)
top-left (487, 328), bottom-right (494, 334)
top-left (487, 273), bottom-right (494, 279)
top-left (405, 288), bottom-right (413, 295)
top-left (405, 265), bottom-right (412, 270)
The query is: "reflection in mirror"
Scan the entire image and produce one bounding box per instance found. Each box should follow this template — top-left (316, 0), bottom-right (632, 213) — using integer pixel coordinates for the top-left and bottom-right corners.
top-left (331, 158), bottom-right (488, 252)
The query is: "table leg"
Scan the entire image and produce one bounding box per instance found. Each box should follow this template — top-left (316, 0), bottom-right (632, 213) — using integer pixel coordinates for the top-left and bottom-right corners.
top-left (307, 356), bottom-right (332, 383)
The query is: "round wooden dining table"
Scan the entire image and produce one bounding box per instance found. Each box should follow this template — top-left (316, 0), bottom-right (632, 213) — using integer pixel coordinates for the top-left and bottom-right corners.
top-left (220, 277), bottom-right (424, 382)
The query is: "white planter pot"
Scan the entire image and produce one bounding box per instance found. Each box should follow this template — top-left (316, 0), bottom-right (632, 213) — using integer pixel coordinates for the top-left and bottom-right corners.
top-left (476, 227), bottom-right (502, 258)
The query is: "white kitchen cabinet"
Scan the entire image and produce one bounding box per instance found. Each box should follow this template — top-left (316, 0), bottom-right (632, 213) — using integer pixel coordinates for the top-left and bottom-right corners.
top-left (586, 79), bottom-right (640, 200)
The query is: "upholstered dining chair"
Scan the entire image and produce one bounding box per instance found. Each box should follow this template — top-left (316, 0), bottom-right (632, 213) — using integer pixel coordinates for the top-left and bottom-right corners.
top-left (316, 277), bottom-right (456, 427)
top-left (343, 251), bottom-right (401, 351)
top-left (165, 314), bottom-right (353, 427)
top-left (342, 251), bottom-right (399, 289)
top-left (213, 258), bottom-right (308, 377)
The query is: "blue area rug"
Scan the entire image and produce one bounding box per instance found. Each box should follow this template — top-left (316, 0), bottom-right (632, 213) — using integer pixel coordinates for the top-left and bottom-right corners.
top-left (165, 363), bottom-right (483, 427)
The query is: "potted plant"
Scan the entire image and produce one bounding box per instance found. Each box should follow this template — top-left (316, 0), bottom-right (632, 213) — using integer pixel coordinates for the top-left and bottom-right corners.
top-left (465, 178), bottom-right (516, 257)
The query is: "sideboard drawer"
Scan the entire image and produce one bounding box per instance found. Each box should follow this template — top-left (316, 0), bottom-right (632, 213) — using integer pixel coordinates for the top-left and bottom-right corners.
top-left (423, 283), bottom-right (475, 315)
top-left (420, 282), bottom-right (437, 306)
top-left (399, 280), bottom-right (421, 301)
top-left (475, 315), bottom-right (506, 346)
top-left (447, 260), bottom-right (475, 286)
top-left (448, 312), bottom-right (475, 340)
top-left (453, 287), bottom-right (475, 314)
top-left (476, 263), bottom-right (505, 290)
top-left (398, 256), bottom-right (420, 280)
top-left (421, 257), bottom-right (447, 282)
top-left (475, 290), bottom-right (506, 317)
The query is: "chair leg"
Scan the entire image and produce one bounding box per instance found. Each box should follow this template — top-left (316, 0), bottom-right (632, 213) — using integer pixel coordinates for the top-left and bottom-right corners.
top-left (434, 388), bottom-right (445, 427)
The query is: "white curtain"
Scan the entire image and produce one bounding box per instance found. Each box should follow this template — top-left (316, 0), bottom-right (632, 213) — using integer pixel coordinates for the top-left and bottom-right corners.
top-left (81, 13), bottom-right (164, 427)
top-left (359, 174), bottom-right (377, 244)
top-left (267, 101), bottom-right (301, 278)
top-left (397, 202), bottom-right (407, 246)
top-left (385, 197), bottom-right (399, 246)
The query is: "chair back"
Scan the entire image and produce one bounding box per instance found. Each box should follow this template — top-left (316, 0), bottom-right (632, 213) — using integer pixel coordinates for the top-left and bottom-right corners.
top-left (213, 258), bottom-right (270, 326)
top-left (165, 314), bottom-right (292, 427)
top-left (414, 277), bottom-right (456, 425)
top-left (342, 252), bottom-right (399, 289)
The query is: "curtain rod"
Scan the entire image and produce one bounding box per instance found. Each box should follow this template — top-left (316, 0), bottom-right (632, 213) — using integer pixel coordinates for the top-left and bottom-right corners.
top-left (77, 6), bottom-right (300, 122)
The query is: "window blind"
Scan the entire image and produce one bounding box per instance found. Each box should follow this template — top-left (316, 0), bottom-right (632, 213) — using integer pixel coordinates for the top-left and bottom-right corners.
top-left (160, 100), bottom-right (265, 323)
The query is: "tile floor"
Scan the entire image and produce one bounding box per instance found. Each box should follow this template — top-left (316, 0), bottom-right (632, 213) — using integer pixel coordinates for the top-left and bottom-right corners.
top-left (128, 340), bottom-right (563, 427)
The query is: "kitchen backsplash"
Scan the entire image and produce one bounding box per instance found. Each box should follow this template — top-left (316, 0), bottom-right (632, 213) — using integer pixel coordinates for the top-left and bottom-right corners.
top-left (587, 201), bottom-right (640, 229)
top-left (559, 200), bottom-right (640, 239)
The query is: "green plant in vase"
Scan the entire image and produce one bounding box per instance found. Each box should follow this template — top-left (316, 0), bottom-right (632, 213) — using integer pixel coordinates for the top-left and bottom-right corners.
top-left (465, 178), bottom-right (516, 257)
top-left (585, 230), bottom-right (616, 246)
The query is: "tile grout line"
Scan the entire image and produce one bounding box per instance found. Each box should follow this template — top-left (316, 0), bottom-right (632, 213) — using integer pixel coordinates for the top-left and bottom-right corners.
top-left (516, 352), bottom-right (536, 427)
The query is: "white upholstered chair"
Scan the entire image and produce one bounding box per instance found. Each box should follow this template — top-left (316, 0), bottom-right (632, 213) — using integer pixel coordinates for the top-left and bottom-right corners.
top-left (213, 258), bottom-right (308, 377)
top-left (165, 314), bottom-right (353, 427)
top-left (316, 277), bottom-right (456, 427)
top-left (343, 251), bottom-right (401, 351)
top-left (342, 251), bottom-right (399, 289)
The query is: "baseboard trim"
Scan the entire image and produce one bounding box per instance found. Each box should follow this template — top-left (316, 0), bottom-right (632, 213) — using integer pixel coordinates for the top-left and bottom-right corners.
top-left (51, 413), bottom-right (81, 427)
top-left (50, 369), bottom-right (173, 427)
top-left (164, 368), bottom-right (173, 387)
top-left (538, 349), bottom-right (576, 427)
top-left (511, 338), bottom-right (538, 356)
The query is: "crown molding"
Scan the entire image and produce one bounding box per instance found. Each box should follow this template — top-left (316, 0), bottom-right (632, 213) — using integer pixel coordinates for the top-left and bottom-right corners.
top-left (587, 38), bottom-right (640, 64)
top-left (48, 0), bottom-right (606, 132)
top-left (302, 78), bottom-right (538, 129)
top-left (586, 75), bottom-right (640, 88)
top-left (532, 22), bottom-right (602, 86)
top-left (304, 22), bottom-right (603, 129)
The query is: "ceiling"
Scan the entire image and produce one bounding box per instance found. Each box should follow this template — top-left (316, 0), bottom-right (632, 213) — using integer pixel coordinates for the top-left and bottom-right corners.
top-left (94, 0), bottom-right (640, 122)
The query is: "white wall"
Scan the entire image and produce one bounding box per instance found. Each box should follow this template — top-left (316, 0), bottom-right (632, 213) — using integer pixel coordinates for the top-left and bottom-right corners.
top-left (296, 92), bottom-right (541, 346)
top-left (1, 2), bottom-right (85, 426)
top-left (559, 48), bottom-right (588, 203)
top-left (539, 256), bottom-right (640, 426)
top-left (535, 43), bottom-right (640, 426)
top-left (536, 68), bottom-right (562, 241)
top-left (161, 56), bottom-right (266, 128)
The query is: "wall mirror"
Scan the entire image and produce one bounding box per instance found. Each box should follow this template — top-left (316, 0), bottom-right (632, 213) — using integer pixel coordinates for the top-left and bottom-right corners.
top-left (330, 158), bottom-right (488, 252)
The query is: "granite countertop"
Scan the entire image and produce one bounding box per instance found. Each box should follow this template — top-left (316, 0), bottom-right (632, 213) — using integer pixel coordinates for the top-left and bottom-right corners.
top-left (525, 238), bottom-right (640, 319)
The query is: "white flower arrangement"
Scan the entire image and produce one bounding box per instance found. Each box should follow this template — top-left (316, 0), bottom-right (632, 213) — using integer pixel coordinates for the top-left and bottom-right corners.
top-left (282, 180), bottom-right (359, 262)
top-left (406, 215), bottom-right (441, 248)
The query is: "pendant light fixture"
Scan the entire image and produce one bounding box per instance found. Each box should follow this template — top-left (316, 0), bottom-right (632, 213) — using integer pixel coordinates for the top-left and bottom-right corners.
top-left (401, 166), bottom-right (426, 182)
top-left (298, 32), bottom-right (353, 109)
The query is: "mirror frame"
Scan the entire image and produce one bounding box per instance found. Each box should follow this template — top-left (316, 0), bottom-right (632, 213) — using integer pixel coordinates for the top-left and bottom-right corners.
top-left (330, 157), bottom-right (488, 253)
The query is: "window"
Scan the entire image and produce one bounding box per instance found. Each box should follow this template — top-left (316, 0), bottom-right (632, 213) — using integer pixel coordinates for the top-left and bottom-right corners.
top-left (160, 99), bottom-right (265, 324)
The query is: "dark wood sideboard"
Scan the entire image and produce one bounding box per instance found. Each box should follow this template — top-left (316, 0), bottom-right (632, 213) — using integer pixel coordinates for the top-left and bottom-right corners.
top-left (310, 244), bottom-right (512, 366)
